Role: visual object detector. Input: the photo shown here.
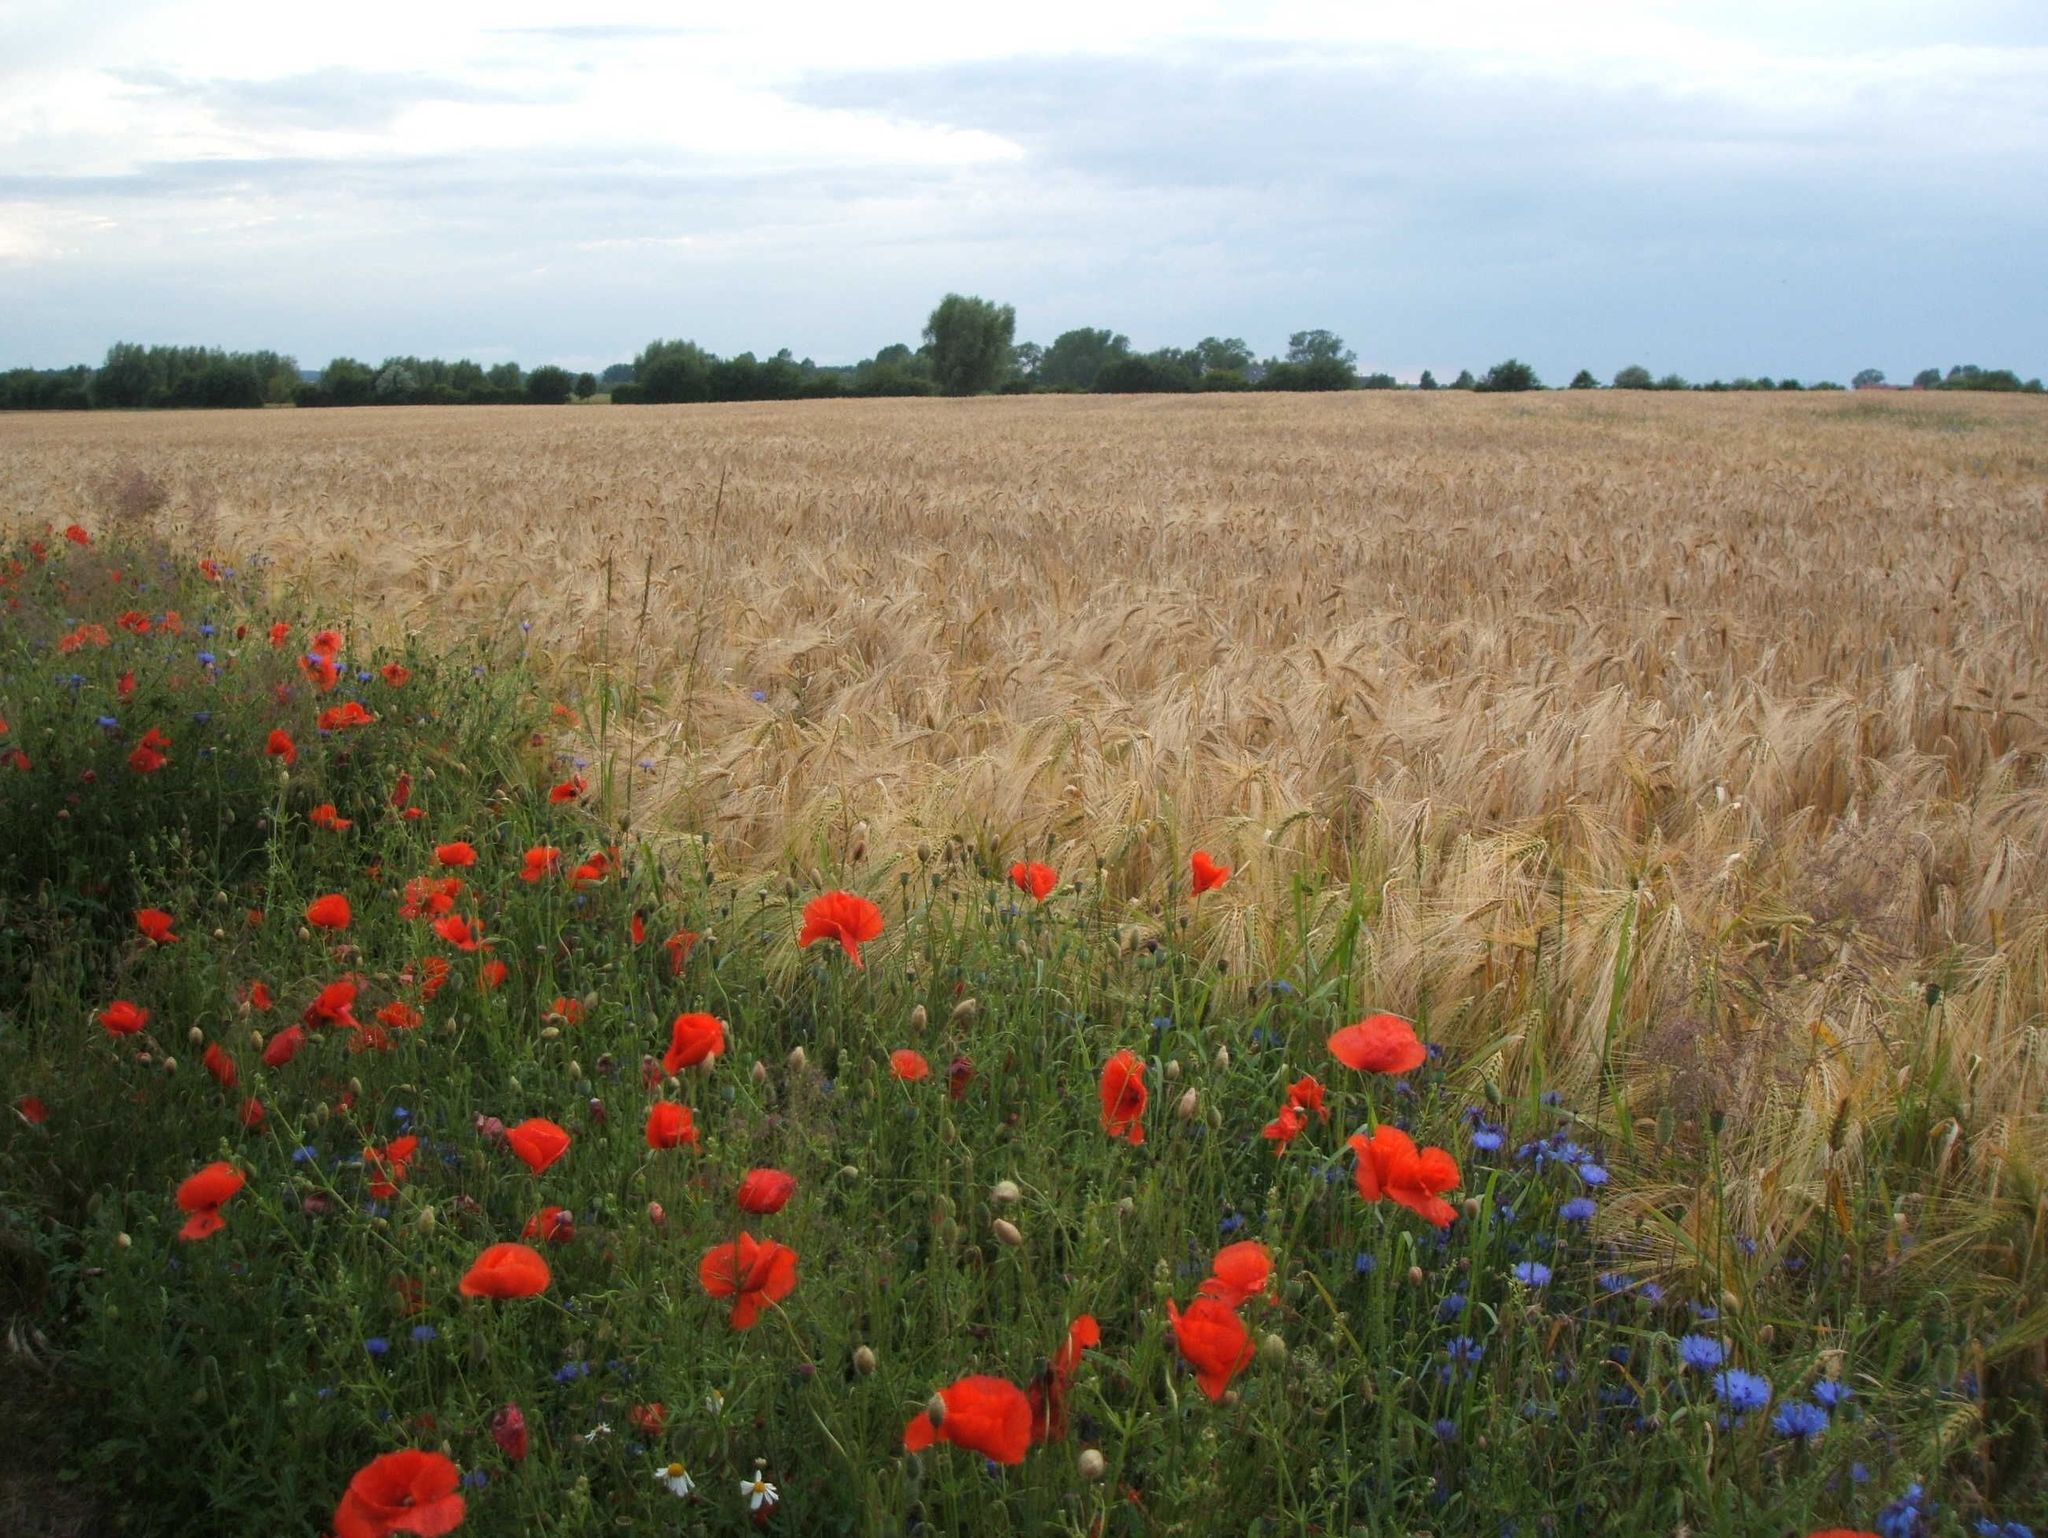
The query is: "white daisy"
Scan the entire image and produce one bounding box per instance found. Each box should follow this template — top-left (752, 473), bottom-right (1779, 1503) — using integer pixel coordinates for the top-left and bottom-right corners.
top-left (704, 1389), bottom-right (726, 1416)
top-left (740, 1473), bottom-right (778, 1512)
top-left (653, 1461), bottom-right (695, 1498)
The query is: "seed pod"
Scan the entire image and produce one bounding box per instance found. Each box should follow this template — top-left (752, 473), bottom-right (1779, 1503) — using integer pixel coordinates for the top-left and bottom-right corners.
top-left (211, 928), bottom-right (226, 941)
top-left (752, 1060), bottom-right (768, 1085)
top-left (1214, 1045), bottom-right (1231, 1071)
top-left (541, 1026), bottom-right (561, 1041)
top-left (417, 1205), bottom-right (436, 1233)
top-left (991, 1218), bottom-right (1023, 1247)
top-left (1258, 1333), bottom-right (1288, 1368)
top-left (1165, 1059), bottom-right (1182, 1081)
top-left (115, 1232), bottom-right (132, 1249)
top-left (838, 1165), bottom-right (860, 1181)
top-left (161, 1056), bottom-right (178, 1074)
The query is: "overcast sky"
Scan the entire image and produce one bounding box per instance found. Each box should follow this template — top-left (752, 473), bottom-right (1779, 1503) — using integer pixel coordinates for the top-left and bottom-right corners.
top-left (2, 0), bottom-right (2043, 382)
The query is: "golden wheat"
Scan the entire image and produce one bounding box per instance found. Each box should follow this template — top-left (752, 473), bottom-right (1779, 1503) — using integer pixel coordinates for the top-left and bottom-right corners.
top-left (5, 390), bottom-right (2046, 1284)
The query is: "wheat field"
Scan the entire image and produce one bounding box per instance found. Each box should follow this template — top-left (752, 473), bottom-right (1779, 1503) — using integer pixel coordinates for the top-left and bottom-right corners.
top-left (5, 391), bottom-right (2046, 1279)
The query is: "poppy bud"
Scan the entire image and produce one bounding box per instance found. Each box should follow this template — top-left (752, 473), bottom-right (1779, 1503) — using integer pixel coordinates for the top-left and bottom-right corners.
top-left (1165, 1059), bottom-right (1181, 1081)
top-left (838, 1165), bottom-right (860, 1181)
top-left (298, 927), bottom-right (311, 941)
top-left (1408, 1266), bottom-right (1425, 1286)
top-left (853, 1345), bottom-right (877, 1376)
top-left (787, 1046), bottom-right (807, 1073)
top-left (851, 820), bottom-right (868, 863)
top-left (418, 1205), bottom-right (436, 1232)
top-left (1176, 1088), bottom-right (1199, 1120)
top-left (1117, 1197), bottom-right (1135, 1218)
top-left (949, 998), bottom-right (978, 1027)
top-left (541, 1026), bottom-right (560, 1041)
top-left (567, 1060), bottom-right (582, 1080)
top-left (1462, 1197), bottom-right (1482, 1219)
top-left (508, 1077), bottom-right (521, 1094)
top-left (161, 1056), bottom-right (177, 1074)
top-left (349, 1077), bottom-right (362, 1097)
top-left (752, 1060), bottom-right (768, 1084)
top-left (211, 928), bottom-right (226, 941)
top-left (1214, 1045), bottom-right (1230, 1071)
top-left (586, 1097), bottom-right (605, 1124)
top-left (115, 1232), bottom-right (131, 1249)
top-left (250, 1030), bottom-right (264, 1051)
top-left (188, 1027), bottom-right (204, 1046)
top-left (1259, 1333), bottom-right (1288, 1367)
top-left (1759, 1324), bottom-right (1775, 1344)
top-left (991, 1179), bottom-right (1021, 1206)
top-left (647, 1201), bottom-right (665, 1226)
top-left (991, 1218), bottom-right (1023, 1247)
top-left (925, 1392), bottom-right (948, 1427)
top-left (909, 1004), bottom-right (928, 1034)
top-left (1078, 1448), bottom-right (1106, 1481)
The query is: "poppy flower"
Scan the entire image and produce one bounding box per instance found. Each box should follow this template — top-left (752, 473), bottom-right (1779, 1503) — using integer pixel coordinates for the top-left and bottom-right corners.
top-left (332, 1448), bottom-right (465, 1538)
top-left (662, 1012), bottom-right (727, 1074)
top-left (434, 842), bottom-right (477, 868)
top-left (16, 1096), bottom-right (48, 1126)
top-left (430, 914), bottom-right (485, 951)
top-left (305, 978), bottom-right (360, 1028)
top-left (490, 1404), bottom-right (529, 1463)
top-left (1328, 1013), bottom-right (1427, 1075)
top-left (268, 622), bottom-right (290, 648)
top-left (797, 891), bottom-right (884, 968)
top-left (1199, 1241), bottom-right (1274, 1306)
top-left (522, 1206), bottom-right (576, 1244)
top-left (644, 1101), bottom-right (699, 1151)
top-left (64, 523), bottom-right (90, 545)
top-left (736, 1168), bottom-right (797, 1214)
top-left (380, 663), bottom-right (412, 687)
top-left (128, 726), bottom-right (170, 774)
top-left (517, 846), bottom-right (559, 883)
top-left (1099, 1049), bottom-right (1147, 1145)
top-left (318, 701), bottom-right (375, 731)
top-left (100, 999), bottom-right (149, 1036)
top-left (1262, 1103), bottom-right (1308, 1150)
top-left (546, 996), bottom-right (583, 1026)
top-left (239, 1097), bottom-right (266, 1129)
top-left (459, 1242), bottom-right (551, 1299)
top-left (202, 1042), bottom-right (239, 1088)
top-left (1190, 850), bottom-right (1230, 895)
top-left (889, 1049), bottom-right (930, 1082)
top-left (1028, 1314), bottom-right (1101, 1442)
top-left (390, 771), bottom-right (413, 809)
top-left (175, 1161), bottom-right (245, 1241)
top-left (264, 728), bottom-right (297, 765)
top-left (1009, 861), bottom-right (1057, 901)
top-left (630, 911), bottom-right (647, 945)
top-left (548, 776), bottom-right (586, 803)
top-left (399, 876), bottom-right (461, 920)
top-left (1285, 1074), bottom-right (1327, 1119)
top-left (376, 1001), bottom-right (423, 1031)
top-left (628, 1401), bottom-right (666, 1437)
top-left (947, 1053), bottom-right (975, 1101)
top-left (116, 669), bottom-right (137, 700)
top-left (568, 850), bottom-right (613, 887)
top-left (244, 980), bottom-right (274, 1012)
top-left (366, 1135), bottom-right (420, 1198)
top-left (479, 960), bottom-right (509, 991)
top-left (306, 893), bottom-right (352, 931)
top-left (1165, 1296), bottom-right (1255, 1401)
top-left (1348, 1126), bottom-right (1462, 1228)
top-left (310, 803), bottom-right (353, 831)
top-left (697, 1232), bottom-right (798, 1329)
top-left (135, 908), bottom-right (179, 944)
top-left (903, 1375), bottom-right (1034, 1465)
top-left (261, 1024), bottom-right (306, 1067)
top-left (505, 1118), bottom-right (570, 1174)
top-left (664, 928), bottom-right (699, 974)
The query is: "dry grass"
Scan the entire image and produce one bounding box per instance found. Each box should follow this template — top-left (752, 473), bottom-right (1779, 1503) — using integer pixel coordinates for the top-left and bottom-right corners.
top-left (5, 391), bottom-right (2047, 1290)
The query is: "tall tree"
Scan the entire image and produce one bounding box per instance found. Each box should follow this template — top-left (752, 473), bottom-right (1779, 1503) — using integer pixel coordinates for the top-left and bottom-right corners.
top-left (922, 294), bottom-right (1016, 395)
top-left (1038, 327), bottom-right (1128, 391)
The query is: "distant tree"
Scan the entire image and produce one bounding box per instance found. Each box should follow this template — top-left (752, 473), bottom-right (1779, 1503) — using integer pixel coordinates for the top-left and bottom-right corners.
top-left (1286, 330), bottom-right (1356, 367)
top-left (1193, 336), bottom-right (1254, 375)
top-left (374, 363), bottom-right (421, 403)
top-left (1568, 369), bottom-right (1598, 389)
top-left (1450, 369), bottom-right (1476, 390)
top-left (1776, 378), bottom-right (1804, 391)
top-left (1911, 367), bottom-right (1942, 389)
top-left (1852, 368), bottom-right (1886, 389)
top-left (1260, 357), bottom-right (1357, 391)
top-left (600, 362), bottom-right (636, 386)
top-left (1475, 359), bottom-right (1541, 393)
top-left (1010, 342), bottom-right (1044, 382)
top-left (1359, 372), bottom-right (1398, 389)
top-left (1655, 373), bottom-right (1689, 391)
top-left (922, 293), bottom-right (1016, 395)
top-left (1094, 350), bottom-right (1197, 393)
top-left (574, 371), bottom-right (597, 400)
top-left (320, 358), bottom-right (377, 407)
top-left (634, 339), bottom-right (713, 403)
top-left (485, 362), bottom-right (523, 393)
top-left (94, 343), bottom-right (157, 408)
top-left (1417, 369), bottom-right (1438, 391)
top-left (1196, 369), bottom-right (1251, 392)
top-left (1039, 328), bottom-right (1129, 391)
top-left (1612, 364), bottom-right (1653, 390)
top-left (525, 366), bottom-right (573, 404)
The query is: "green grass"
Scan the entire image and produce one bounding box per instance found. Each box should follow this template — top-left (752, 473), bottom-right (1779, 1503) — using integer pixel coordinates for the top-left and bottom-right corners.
top-left (0, 531), bottom-right (2038, 1536)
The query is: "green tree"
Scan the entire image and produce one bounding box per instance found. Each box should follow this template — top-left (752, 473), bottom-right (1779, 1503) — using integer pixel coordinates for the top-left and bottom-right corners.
top-left (634, 339), bottom-right (712, 403)
top-left (1450, 369), bottom-right (1476, 390)
top-left (321, 358), bottom-right (376, 407)
top-left (1286, 330), bottom-right (1355, 367)
top-left (94, 343), bottom-right (157, 408)
top-left (1359, 372), bottom-right (1398, 389)
top-left (1851, 368), bottom-right (1886, 389)
top-left (1612, 364), bottom-right (1653, 390)
top-left (1568, 369), bottom-right (1598, 389)
top-left (574, 372), bottom-right (598, 400)
top-left (1417, 370), bottom-right (1438, 391)
top-left (1010, 342), bottom-right (1043, 383)
top-left (1475, 359), bottom-right (1541, 393)
top-left (1039, 328), bottom-right (1128, 391)
top-left (1654, 373), bottom-right (1689, 391)
top-left (922, 293), bottom-right (1016, 395)
top-left (525, 366), bottom-right (573, 405)
top-left (1912, 367), bottom-right (1941, 389)
top-left (1093, 350), bottom-right (1197, 393)
top-left (485, 362), bottom-right (523, 394)
top-left (1193, 336), bottom-right (1253, 375)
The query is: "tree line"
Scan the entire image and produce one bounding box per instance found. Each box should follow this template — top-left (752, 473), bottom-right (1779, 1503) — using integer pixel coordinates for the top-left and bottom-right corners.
top-left (2, 297), bottom-right (2040, 410)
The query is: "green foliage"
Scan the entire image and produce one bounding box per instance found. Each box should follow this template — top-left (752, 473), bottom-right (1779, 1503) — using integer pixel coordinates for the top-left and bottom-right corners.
top-left (1852, 369), bottom-right (1886, 389)
top-left (524, 367), bottom-right (574, 406)
top-left (1417, 370), bottom-right (1438, 391)
top-left (1194, 336), bottom-right (1254, 376)
top-left (1285, 330), bottom-right (1355, 368)
top-left (922, 293), bottom-right (1017, 395)
top-left (1359, 372), bottom-right (1399, 390)
top-left (1568, 370), bottom-right (1599, 390)
top-left (1612, 365), bottom-right (1653, 390)
top-left (573, 373), bottom-right (597, 401)
top-left (1474, 359), bottom-right (1541, 393)
top-left (1260, 357), bottom-right (1356, 392)
top-left (1039, 329), bottom-right (1130, 391)
top-left (633, 340), bottom-right (713, 404)
top-left (1450, 369), bottom-right (1476, 390)
top-left (1093, 351), bottom-right (1197, 393)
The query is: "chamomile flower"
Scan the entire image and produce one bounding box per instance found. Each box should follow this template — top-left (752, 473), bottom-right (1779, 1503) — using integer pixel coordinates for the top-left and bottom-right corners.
top-left (741, 1473), bottom-right (778, 1512)
top-left (654, 1461), bottom-right (695, 1497)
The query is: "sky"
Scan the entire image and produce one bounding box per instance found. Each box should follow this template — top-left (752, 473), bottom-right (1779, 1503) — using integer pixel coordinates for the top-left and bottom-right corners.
top-left (2, 0), bottom-right (2044, 384)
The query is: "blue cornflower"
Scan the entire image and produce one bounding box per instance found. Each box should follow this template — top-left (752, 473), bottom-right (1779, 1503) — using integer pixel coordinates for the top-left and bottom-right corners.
top-left (1578, 1162), bottom-right (1609, 1186)
top-left (1541, 1090), bottom-right (1563, 1106)
top-left (1220, 1212), bottom-right (1246, 1236)
top-left (1560, 1197), bottom-right (1597, 1223)
top-left (1433, 1418), bottom-right (1458, 1442)
top-left (291, 1145), bottom-right (320, 1164)
top-left (190, 710), bottom-right (210, 724)
top-left (1976, 1521), bottom-right (2035, 1538)
top-left (1639, 1282), bottom-right (1665, 1303)
top-left (1438, 1291), bottom-right (1467, 1320)
top-left (1711, 1369), bottom-right (1772, 1413)
top-left (1677, 1335), bottom-right (1725, 1371)
top-left (1877, 1482), bottom-right (1934, 1538)
top-left (1470, 1124), bottom-right (1504, 1151)
top-left (1445, 1336), bottom-right (1484, 1364)
top-left (1597, 1272), bottom-right (1634, 1294)
top-left (461, 1471), bottom-right (490, 1490)
top-left (198, 623), bottom-right (215, 637)
top-left (1812, 1380), bottom-right (1853, 1407)
top-left (554, 1360), bottom-right (592, 1383)
top-left (196, 651), bottom-right (216, 667)
top-left (751, 689), bottom-right (767, 701)
top-left (1771, 1401), bottom-right (1828, 1441)
top-left (96, 715), bottom-right (119, 729)
top-left (392, 1106), bottom-right (411, 1123)
top-left (1354, 1253), bottom-right (1377, 1276)
top-left (365, 1337), bottom-right (390, 1357)
top-left (1852, 1463), bottom-right (1870, 1484)
top-left (410, 1324), bottom-right (438, 1344)
top-left (1512, 1262), bottom-right (1551, 1287)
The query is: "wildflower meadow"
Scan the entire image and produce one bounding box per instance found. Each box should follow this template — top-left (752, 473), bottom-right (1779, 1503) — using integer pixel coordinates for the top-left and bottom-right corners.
top-left (1, 525), bottom-right (2041, 1536)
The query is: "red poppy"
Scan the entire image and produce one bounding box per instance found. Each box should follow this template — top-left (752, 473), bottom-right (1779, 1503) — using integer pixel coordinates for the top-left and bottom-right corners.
top-left (1262, 1103), bottom-right (1308, 1150)
top-left (116, 669), bottom-right (136, 700)
top-left (517, 846), bottom-right (559, 883)
top-left (1009, 861), bottom-right (1057, 901)
top-left (310, 803), bottom-right (353, 831)
top-left (332, 1448), bottom-right (465, 1538)
top-left (1199, 1241), bottom-right (1273, 1306)
top-left (118, 609), bottom-right (151, 635)
top-left (390, 771), bottom-right (413, 808)
top-left (662, 1012), bottom-right (727, 1074)
top-left (644, 1101), bottom-right (699, 1151)
top-left (548, 775), bottom-right (586, 803)
top-left (1285, 1074), bottom-right (1327, 1119)
top-left (1190, 850), bottom-right (1230, 894)
top-left (889, 1049), bottom-right (930, 1082)
top-left (479, 959), bottom-right (509, 991)
top-left (268, 622), bottom-right (291, 648)
top-left (568, 850), bottom-right (614, 888)
top-left (263, 727), bottom-right (297, 765)
top-left (405, 956), bottom-right (451, 1002)
top-left (262, 1024), bottom-right (306, 1067)
top-left (697, 1232), bottom-right (798, 1329)
top-left (136, 907), bottom-right (179, 944)
top-left (736, 1168), bottom-right (797, 1214)
top-left (1028, 1314), bottom-right (1100, 1442)
top-left (246, 980), bottom-right (276, 1012)
top-left (376, 1001), bottom-right (422, 1031)
top-left (903, 1375), bottom-right (1034, 1464)
top-left (664, 928), bottom-right (699, 974)
top-left (434, 842), bottom-right (477, 868)
top-left (1348, 1126), bottom-right (1462, 1228)
top-left (100, 999), bottom-right (149, 1036)
top-left (459, 1242), bottom-right (551, 1299)
top-left (1099, 1049), bottom-right (1147, 1145)
top-left (306, 893), bottom-right (352, 931)
top-left (399, 876), bottom-right (461, 920)
top-left (1165, 1295), bottom-right (1255, 1401)
top-left (522, 1205), bottom-right (576, 1244)
top-left (63, 523), bottom-right (90, 545)
top-left (948, 1053), bottom-right (975, 1101)
top-left (490, 1404), bottom-right (529, 1463)
top-left (239, 1097), bottom-right (266, 1129)
top-left (629, 911), bottom-right (647, 945)
top-left (430, 914), bottom-right (485, 951)
top-left (202, 1042), bottom-right (239, 1088)
top-left (1805, 1532), bottom-right (1879, 1538)
top-left (175, 1161), bottom-right (245, 1241)
top-left (366, 1135), bottom-right (420, 1198)
top-left (1328, 1013), bottom-right (1427, 1075)
top-left (547, 996), bottom-right (583, 1025)
top-left (128, 726), bottom-right (170, 774)
top-left (305, 978), bottom-right (360, 1028)
top-left (16, 1096), bottom-right (48, 1126)
top-left (628, 1401), bottom-right (666, 1436)
top-left (318, 701), bottom-right (376, 731)
top-left (380, 663), bottom-right (412, 687)
top-left (797, 891), bottom-right (885, 968)
top-left (505, 1118), bottom-right (570, 1174)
